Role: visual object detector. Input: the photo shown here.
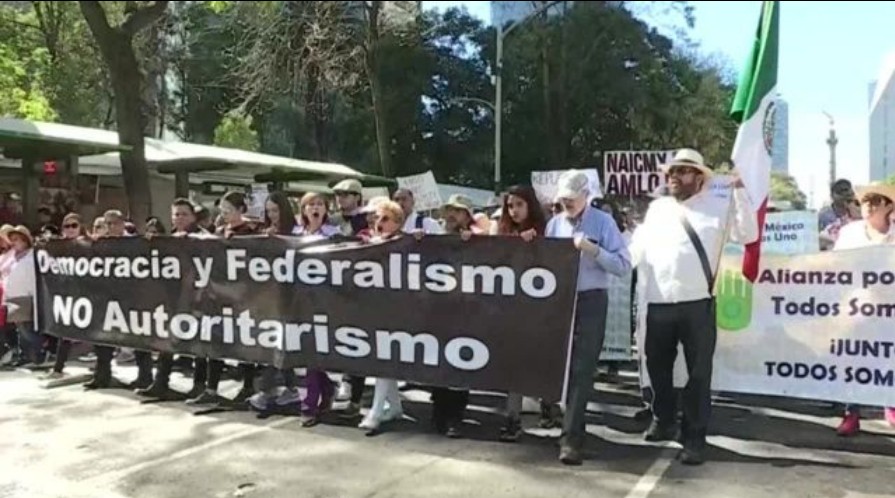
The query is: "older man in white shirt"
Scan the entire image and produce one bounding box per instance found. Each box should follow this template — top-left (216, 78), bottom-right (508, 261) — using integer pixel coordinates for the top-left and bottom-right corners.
top-left (629, 148), bottom-right (759, 465)
top-left (393, 189), bottom-right (443, 234)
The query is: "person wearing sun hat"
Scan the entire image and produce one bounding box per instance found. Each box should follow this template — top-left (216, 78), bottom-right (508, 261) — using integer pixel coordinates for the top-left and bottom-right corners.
top-left (832, 181), bottom-right (895, 436)
top-left (628, 148), bottom-right (758, 466)
top-left (544, 169), bottom-right (631, 465)
top-left (1, 225), bottom-right (40, 366)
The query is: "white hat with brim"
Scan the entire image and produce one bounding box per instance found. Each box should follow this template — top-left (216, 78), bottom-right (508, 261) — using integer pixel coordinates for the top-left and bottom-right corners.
top-left (6, 225), bottom-right (33, 245)
top-left (659, 148), bottom-right (714, 178)
top-left (443, 194), bottom-right (474, 216)
top-left (855, 183), bottom-right (895, 204)
top-left (555, 170), bottom-right (590, 201)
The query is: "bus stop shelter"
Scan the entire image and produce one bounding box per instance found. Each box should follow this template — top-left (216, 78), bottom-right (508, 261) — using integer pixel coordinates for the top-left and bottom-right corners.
top-left (0, 118), bottom-right (129, 226)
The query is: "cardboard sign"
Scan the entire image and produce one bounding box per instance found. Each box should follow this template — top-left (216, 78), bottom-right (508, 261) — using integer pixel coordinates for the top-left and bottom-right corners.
top-left (397, 171), bottom-right (443, 211)
top-left (602, 150), bottom-right (674, 197)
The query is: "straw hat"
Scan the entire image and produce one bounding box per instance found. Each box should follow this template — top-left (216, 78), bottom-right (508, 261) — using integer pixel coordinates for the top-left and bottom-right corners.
top-left (659, 148), bottom-right (714, 178)
top-left (854, 182), bottom-right (895, 203)
top-left (443, 194), bottom-right (475, 217)
top-left (6, 225), bottom-right (33, 245)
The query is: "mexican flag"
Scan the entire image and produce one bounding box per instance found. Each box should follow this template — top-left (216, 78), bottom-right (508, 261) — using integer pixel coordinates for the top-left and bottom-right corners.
top-left (730, 0), bottom-right (780, 282)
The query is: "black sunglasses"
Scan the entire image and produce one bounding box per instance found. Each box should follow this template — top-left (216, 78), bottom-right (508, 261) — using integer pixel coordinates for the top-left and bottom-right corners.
top-left (63, 223), bottom-right (79, 229)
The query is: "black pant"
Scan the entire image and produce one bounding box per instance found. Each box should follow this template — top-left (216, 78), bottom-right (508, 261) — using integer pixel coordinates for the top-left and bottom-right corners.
top-left (207, 359), bottom-right (255, 392)
top-left (53, 340), bottom-right (72, 373)
top-left (560, 289), bottom-right (609, 450)
top-left (93, 345), bottom-right (114, 384)
top-left (431, 388), bottom-right (469, 429)
top-left (93, 346), bottom-right (153, 384)
top-left (155, 352), bottom-right (207, 389)
top-left (347, 375), bottom-right (366, 405)
top-left (645, 298), bottom-right (716, 445)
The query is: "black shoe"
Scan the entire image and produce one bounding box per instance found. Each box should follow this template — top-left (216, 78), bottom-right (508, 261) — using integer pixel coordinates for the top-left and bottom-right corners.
top-left (232, 387), bottom-right (254, 405)
top-left (644, 420), bottom-right (678, 442)
top-left (678, 445), bottom-right (705, 465)
top-left (135, 383), bottom-right (177, 400)
top-left (185, 390), bottom-right (222, 406)
top-left (445, 425), bottom-right (462, 439)
top-left (498, 417), bottom-right (522, 443)
top-left (559, 446), bottom-right (583, 466)
top-left (128, 377), bottom-right (153, 390)
top-left (539, 402), bottom-right (562, 429)
top-left (83, 377), bottom-right (110, 390)
top-left (185, 383), bottom-right (206, 400)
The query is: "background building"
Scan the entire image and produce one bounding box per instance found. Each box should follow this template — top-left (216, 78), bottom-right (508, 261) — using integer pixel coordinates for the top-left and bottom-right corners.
top-left (771, 97), bottom-right (789, 173)
top-left (869, 51), bottom-right (895, 182)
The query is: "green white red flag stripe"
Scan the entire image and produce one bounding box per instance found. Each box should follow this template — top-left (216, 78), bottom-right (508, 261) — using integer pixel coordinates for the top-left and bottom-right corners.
top-left (730, 0), bottom-right (780, 282)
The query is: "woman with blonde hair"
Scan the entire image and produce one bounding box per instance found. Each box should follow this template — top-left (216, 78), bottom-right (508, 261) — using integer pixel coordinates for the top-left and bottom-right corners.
top-left (357, 200), bottom-right (406, 434)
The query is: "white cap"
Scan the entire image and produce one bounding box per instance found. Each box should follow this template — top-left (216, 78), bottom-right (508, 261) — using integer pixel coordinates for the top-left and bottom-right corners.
top-left (555, 169), bottom-right (589, 201)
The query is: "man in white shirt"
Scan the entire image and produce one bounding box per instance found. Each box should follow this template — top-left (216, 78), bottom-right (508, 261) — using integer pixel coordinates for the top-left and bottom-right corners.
top-left (392, 189), bottom-right (443, 234)
top-left (629, 148), bottom-right (758, 465)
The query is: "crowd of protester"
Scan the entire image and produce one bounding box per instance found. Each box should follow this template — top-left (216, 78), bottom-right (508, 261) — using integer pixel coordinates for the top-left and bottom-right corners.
top-left (3, 148), bottom-right (894, 467)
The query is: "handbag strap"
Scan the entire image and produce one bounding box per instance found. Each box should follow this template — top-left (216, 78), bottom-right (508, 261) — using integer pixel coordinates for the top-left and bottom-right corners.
top-left (679, 211), bottom-right (715, 294)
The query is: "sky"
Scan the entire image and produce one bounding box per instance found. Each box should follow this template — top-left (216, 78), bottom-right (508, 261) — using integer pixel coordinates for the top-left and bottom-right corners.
top-left (422, 1), bottom-right (895, 208)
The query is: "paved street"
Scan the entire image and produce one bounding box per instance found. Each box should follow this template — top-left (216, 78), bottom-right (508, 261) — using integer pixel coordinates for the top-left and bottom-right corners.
top-left (2, 359), bottom-right (895, 498)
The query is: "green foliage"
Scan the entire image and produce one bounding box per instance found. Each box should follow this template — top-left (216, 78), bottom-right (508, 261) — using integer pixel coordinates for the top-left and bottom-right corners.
top-left (770, 171), bottom-right (807, 210)
top-left (214, 110), bottom-right (259, 151)
top-left (882, 175), bottom-right (895, 186)
top-left (0, 42), bottom-right (56, 120)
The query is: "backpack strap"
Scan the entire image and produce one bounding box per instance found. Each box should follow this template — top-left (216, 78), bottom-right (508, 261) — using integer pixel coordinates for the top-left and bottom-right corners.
top-left (678, 211), bottom-right (715, 294)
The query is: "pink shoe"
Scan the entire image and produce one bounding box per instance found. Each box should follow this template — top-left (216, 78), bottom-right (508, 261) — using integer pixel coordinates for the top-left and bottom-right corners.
top-left (885, 407), bottom-right (895, 428)
top-left (836, 412), bottom-right (860, 437)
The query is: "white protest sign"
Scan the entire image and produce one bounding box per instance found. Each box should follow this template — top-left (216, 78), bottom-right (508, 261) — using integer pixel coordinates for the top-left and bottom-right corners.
top-left (761, 211), bottom-right (819, 255)
top-left (246, 184), bottom-right (269, 219)
top-left (602, 271), bottom-right (633, 361)
top-left (397, 171), bottom-right (442, 211)
top-left (602, 150), bottom-right (674, 197)
top-left (531, 169), bottom-right (603, 205)
top-left (713, 246), bottom-right (895, 406)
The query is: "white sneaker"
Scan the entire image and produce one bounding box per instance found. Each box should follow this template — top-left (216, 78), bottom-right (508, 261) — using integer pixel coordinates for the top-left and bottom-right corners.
top-left (358, 414), bottom-right (381, 431)
top-left (0, 349), bottom-right (13, 366)
top-left (248, 392), bottom-right (272, 411)
top-left (336, 381), bottom-right (352, 402)
top-left (275, 388), bottom-right (302, 406)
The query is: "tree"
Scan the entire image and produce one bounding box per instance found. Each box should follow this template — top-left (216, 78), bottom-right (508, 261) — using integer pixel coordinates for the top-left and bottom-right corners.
top-left (78, 1), bottom-right (169, 226)
top-left (770, 171), bottom-right (807, 210)
top-left (214, 110), bottom-right (259, 151)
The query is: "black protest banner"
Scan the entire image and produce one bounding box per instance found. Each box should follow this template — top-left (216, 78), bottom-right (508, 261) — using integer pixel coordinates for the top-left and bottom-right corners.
top-left (602, 150), bottom-right (673, 197)
top-left (36, 235), bottom-right (579, 400)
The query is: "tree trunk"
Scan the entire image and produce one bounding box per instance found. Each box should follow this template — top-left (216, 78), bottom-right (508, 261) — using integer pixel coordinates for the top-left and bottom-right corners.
top-left (365, 1), bottom-right (393, 178)
top-left (79, 1), bottom-right (167, 228)
top-left (109, 36), bottom-right (153, 225)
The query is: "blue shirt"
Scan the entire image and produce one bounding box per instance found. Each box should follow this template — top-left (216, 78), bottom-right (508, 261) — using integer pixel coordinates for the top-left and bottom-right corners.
top-left (545, 206), bottom-right (631, 291)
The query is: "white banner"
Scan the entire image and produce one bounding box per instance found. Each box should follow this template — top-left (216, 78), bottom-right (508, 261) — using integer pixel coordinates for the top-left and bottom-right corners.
top-left (714, 247), bottom-right (895, 406)
top-left (246, 184), bottom-right (269, 219)
top-left (602, 150), bottom-right (674, 197)
top-left (396, 171), bottom-right (443, 211)
top-left (602, 271), bottom-right (633, 361)
top-left (531, 169), bottom-right (603, 205)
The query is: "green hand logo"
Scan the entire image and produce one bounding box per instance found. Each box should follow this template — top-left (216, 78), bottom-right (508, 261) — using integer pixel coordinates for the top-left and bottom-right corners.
top-left (716, 270), bottom-right (754, 331)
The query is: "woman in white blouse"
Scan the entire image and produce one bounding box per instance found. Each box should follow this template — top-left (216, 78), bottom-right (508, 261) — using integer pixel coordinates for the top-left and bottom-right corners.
top-left (833, 183), bottom-right (895, 436)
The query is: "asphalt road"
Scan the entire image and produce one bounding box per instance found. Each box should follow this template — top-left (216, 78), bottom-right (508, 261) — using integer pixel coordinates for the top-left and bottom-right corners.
top-left (2, 361), bottom-right (894, 498)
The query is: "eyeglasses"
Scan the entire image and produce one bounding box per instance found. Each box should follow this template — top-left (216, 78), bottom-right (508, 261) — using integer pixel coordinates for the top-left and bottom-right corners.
top-left (861, 195), bottom-right (891, 207)
top-left (63, 223), bottom-right (79, 229)
top-left (667, 166), bottom-right (700, 177)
